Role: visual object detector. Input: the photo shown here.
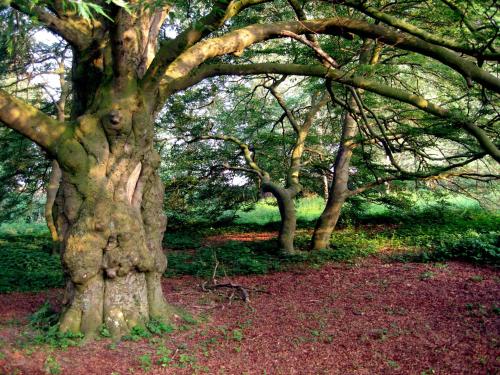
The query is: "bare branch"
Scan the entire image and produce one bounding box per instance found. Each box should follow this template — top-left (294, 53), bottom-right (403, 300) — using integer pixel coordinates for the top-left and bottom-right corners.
top-left (349, 153), bottom-right (489, 196)
top-left (194, 134), bottom-right (266, 178)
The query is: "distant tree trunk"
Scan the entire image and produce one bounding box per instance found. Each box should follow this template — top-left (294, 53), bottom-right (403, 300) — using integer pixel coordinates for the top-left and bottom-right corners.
top-left (262, 180), bottom-right (298, 254)
top-left (322, 174), bottom-right (330, 200)
top-left (311, 41), bottom-right (375, 250)
top-left (311, 98), bottom-right (357, 250)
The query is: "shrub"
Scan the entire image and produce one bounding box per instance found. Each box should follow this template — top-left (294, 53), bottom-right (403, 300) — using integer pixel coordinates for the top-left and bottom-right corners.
top-left (425, 232), bottom-right (499, 264)
top-left (0, 246), bottom-right (64, 292)
top-left (163, 232), bottom-right (202, 249)
top-left (166, 241), bottom-right (276, 278)
top-left (29, 301), bottom-right (84, 349)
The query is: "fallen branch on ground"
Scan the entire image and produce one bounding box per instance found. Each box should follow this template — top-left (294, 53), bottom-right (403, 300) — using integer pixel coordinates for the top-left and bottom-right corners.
top-left (201, 281), bottom-right (251, 303)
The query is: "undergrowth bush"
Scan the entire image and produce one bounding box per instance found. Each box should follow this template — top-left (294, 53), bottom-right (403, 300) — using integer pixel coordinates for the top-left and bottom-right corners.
top-left (0, 223), bottom-right (64, 292)
top-left (418, 232), bottom-right (499, 264)
top-left (163, 232), bottom-right (202, 249)
top-left (166, 241), bottom-right (280, 277)
top-left (28, 301), bottom-right (84, 349)
top-left (0, 246), bottom-right (63, 292)
top-left (165, 235), bottom-right (376, 278)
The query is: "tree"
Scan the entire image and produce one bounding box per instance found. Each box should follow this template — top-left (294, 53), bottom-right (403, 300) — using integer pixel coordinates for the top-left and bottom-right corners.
top-left (0, 0), bottom-right (498, 338)
top-left (192, 78), bottom-right (329, 253)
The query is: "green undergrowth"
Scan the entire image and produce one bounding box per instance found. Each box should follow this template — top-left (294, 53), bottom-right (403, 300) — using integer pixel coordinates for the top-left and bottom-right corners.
top-left (163, 232), bottom-right (203, 249)
top-left (0, 194), bottom-right (497, 293)
top-left (165, 202), bottom-right (499, 278)
top-left (381, 210), bottom-right (499, 264)
top-left (165, 235), bottom-right (380, 278)
top-left (22, 301), bottom-right (197, 349)
top-left (25, 301), bottom-right (84, 349)
top-left (0, 223), bottom-right (63, 293)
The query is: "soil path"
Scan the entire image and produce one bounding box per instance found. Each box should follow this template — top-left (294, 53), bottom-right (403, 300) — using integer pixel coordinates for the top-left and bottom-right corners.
top-left (0, 258), bottom-right (498, 374)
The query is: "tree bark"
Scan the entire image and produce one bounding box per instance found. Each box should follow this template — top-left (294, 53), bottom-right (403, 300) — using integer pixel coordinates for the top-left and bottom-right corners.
top-left (311, 97), bottom-right (357, 250)
top-left (50, 96), bottom-right (175, 338)
top-left (262, 181), bottom-right (297, 254)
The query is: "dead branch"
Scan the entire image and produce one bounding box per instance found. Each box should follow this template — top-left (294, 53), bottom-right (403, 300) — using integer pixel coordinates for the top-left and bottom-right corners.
top-left (201, 281), bottom-right (251, 303)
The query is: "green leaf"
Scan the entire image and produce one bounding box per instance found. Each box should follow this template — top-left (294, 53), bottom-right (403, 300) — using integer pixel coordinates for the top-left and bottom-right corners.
top-left (108, 0), bottom-right (132, 14)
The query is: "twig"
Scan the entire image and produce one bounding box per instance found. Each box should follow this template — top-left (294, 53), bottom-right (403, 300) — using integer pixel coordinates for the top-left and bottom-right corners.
top-left (201, 281), bottom-right (251, 303)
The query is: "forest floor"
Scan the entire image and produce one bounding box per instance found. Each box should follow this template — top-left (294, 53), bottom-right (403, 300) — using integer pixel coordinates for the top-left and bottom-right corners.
top-left (0, 233), bottom-right (499, 375)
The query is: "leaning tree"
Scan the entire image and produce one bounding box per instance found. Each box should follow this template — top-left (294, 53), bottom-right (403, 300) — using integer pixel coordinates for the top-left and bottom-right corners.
top-left (191, 79), bottom-right (329, 254)
top-left (0, 0), bottom-right (498, 338)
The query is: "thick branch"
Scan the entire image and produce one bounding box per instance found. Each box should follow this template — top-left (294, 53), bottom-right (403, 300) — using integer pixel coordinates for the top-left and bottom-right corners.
top-left (11, 1), bottom-right (94, 49)
top-left (0, 89), bottom-right (68, 154)
top-left (340, 0), bottom-right (499, 60)
top-left (168, 63), bottom-right (500, 162)
top-left (138, 6), bottom-right (171, 77)
top-left (143, 0), bottom-right (272, 90)
top-left (161, 17), bottom-right (500, 95)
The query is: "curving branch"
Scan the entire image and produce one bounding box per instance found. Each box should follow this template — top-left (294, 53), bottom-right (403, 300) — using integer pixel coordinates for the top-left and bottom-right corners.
top-left (267, 83), bottom-right (301, 134)
top-left (160, 17), bottom-right (500, 97)
top-left (337, 0), bottom-right (499, 61)
top-left (0, 89), bottom-right (69, 154)
top-left (10, 1), bottom-right (94, 50)
top-left (167, 62), bottom-right (500, 162)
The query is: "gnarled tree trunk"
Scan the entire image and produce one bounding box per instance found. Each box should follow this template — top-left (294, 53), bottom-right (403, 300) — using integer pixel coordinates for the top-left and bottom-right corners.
top-left (52, 102), bottom-right (175, 338)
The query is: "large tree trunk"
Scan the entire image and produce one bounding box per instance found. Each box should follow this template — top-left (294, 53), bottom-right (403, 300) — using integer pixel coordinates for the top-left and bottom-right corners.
top-left (262, 181), bottom-right (297, 254)
top-left (51, 97), bottom-right (174, 338)
top-left (45, 7), bottom-right (178, 338)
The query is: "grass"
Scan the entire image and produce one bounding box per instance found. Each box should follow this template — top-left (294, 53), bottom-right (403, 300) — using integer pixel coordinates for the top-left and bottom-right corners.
top-left (235, 196), bottom-right (325, 225)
